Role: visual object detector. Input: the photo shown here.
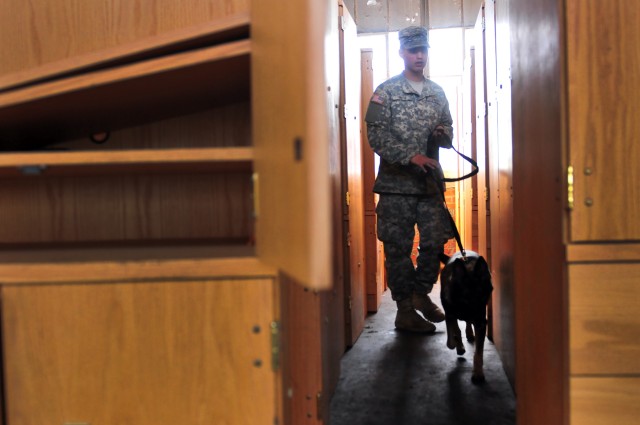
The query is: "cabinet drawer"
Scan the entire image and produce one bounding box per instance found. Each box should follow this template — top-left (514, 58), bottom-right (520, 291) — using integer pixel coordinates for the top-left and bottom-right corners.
top-left (569, 263), bottom-right (640, 374)
top-left (571, 377), bottom-right (640, 425)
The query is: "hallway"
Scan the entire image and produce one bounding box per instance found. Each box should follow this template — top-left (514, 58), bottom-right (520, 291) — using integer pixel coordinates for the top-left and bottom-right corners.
top-left (329, 288), bottom-right (516, 425)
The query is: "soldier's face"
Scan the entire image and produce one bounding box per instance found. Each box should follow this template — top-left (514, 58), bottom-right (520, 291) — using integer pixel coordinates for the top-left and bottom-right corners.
top-left (400, 46), bottom-right (428, 73)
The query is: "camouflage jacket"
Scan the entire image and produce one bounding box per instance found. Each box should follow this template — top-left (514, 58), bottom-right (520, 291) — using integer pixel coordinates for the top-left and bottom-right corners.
top-left (365, 73), bottom-right (453, 195)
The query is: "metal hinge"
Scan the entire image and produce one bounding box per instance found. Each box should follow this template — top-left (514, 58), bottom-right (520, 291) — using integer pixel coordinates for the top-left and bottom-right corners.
top-left (270, 321), bottom-right (281, 372)
top-left (340, 15), bottom-right (345, 31)
top-left (482, 16), bottom-right (486, 30)
top-left (345, 191), bottom-right (350, 206)
top-left (567, 165), bottom-right (574, 210)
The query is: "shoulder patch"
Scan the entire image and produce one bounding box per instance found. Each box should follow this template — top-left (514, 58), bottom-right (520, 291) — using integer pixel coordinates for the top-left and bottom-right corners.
top-left (365, 100), bottom-right (384, 122)
top-left (370, 93), bottom-right (384, 105)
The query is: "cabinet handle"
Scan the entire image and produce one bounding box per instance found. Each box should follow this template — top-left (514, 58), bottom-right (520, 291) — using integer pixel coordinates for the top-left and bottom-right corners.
top-left (567, 165), bottom-right (574, 210)
top-left (252, 173), bottom-right (260, 218)
top-left (294, 137), bottom-right (303, 161)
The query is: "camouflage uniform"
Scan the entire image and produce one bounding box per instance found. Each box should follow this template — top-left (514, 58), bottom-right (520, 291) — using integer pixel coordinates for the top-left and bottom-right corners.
top-left (365, 72), bottom-right (454, 301)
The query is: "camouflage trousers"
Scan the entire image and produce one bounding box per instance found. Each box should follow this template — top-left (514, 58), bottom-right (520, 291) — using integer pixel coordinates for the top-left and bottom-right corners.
top-left (376, 194), bottom-right (454, 301)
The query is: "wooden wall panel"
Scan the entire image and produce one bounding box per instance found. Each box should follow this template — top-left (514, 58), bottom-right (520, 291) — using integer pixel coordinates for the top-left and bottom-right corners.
top-left (567, 0), bottom-right (640, 242)
top-left (279, 274), bottom-right (324, 425)
top-left (1, 278), bottom-right (276, 425)
top-left (0, 0), bottom-right (250, 76)
top-left (569, 263), bottom-right (640, 375)
top-left (570, 378), bottom-right (640, 425)
top-left (510, 0), bottom-right (568, 424)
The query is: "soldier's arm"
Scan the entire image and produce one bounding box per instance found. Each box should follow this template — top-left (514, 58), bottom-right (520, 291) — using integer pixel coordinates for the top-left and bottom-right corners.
top-left (365, 90), bottom-right (421, 165)
top-left (435, 96), bottom-right (454, 149)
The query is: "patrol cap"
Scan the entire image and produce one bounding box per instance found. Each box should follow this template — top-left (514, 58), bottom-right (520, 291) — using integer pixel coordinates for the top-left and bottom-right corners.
top-left (399, 26), bottom-right (429, 49)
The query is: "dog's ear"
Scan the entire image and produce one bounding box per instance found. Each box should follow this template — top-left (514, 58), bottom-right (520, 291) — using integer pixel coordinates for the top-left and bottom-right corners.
top-left (439, 252), bottom-right (451, 265)
top-left (473, 256), bottom-right (490, 278)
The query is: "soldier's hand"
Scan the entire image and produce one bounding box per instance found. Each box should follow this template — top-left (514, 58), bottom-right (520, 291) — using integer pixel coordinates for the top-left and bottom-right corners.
top-left (432, 125), bottom-right (445, 137)
top-left (429, 125), bottom-right (452, 149)
top-left (410, 154), bottom-right (439, 173)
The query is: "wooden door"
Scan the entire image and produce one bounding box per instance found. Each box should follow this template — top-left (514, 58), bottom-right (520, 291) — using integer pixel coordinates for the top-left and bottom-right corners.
top-left (567, 0), bottom-right (640, 242)
top-left (2, 278), bottom-right (277, 425)
top-left (473, 4), bottom-right (493, 338)
top-left (360, 48), bottom-right (383, 312)
top-left (461, 45), bottom-right (478, 252)
top-left (493, 0), bottom-right (516, 385)
top-left (253, 0), bottom-right (333, 289)
top-left (484, 1), bottom-right (499, 282)
top-left (480, 0), bottom-right (517, 383)
top-left (339, 1), bottom-right (366, 346)
top-left (323, 0), bottom-right (347, 418)
top-left (474, 5), bottom-right (491, 265)
top-left (269, 1), bottom-right (344, 423)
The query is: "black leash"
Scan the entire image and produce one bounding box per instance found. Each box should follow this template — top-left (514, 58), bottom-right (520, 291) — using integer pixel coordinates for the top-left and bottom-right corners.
top-left (442, 145), bottom-right (479, 182)
top-left (429, 146), bottom-right (479, 259)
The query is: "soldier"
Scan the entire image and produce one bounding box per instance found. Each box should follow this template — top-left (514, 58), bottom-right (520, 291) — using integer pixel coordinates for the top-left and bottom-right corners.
top-left (365, 26), bottom-right (454, 333)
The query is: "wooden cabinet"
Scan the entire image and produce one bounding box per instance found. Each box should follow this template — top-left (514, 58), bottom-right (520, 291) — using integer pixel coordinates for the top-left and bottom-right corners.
top-left (0, 1), bottom-right (338, 424)
top-left (565, 2), bottom-right (640, 424)
top-left (2, 274), bottom-right (278, 425)
top-left (511, 0), bottom-right (640, 424)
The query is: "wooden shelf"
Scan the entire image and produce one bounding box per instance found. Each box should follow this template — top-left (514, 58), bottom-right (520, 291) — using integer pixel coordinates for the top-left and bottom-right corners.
top-left (0, 147), bottom-right (254, 176)
top-left (0, 13), bottom-right (250, 93)
top-left (0, 40), bottom-right (251, 150)
top-left (0, 245), bottom-right (278, 285)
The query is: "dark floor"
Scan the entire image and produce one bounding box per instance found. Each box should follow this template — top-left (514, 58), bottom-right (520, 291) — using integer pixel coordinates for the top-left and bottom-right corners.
top-left (329, 287), bottom-right (516, 425)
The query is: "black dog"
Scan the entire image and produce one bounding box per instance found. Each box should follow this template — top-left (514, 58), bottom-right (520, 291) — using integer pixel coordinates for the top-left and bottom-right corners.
top-left (439, 250), bottom-right (493, 384)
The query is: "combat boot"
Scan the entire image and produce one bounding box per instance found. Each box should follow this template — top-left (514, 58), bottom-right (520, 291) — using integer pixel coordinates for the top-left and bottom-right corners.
top-left (412, 292), bottom-right (446, 323)
top-left (395, 298), bottom-right (436, 333)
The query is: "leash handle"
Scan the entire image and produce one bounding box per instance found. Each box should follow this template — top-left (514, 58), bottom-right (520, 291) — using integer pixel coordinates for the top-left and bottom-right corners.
top-left (441, 146), bottom-right (479, 182)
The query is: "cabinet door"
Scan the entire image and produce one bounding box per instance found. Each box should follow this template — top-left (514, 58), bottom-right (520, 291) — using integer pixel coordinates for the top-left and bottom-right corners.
top-left (2, 278), bottom-right (278, 425)
top-left (339, 1), bottom-right (366, 346)
top-left (0, 0), bottom-right (250, 78)
top-left (567, 0), bottom-right (640, 241)
top-left (252, 0), bottom-right (334, 289)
